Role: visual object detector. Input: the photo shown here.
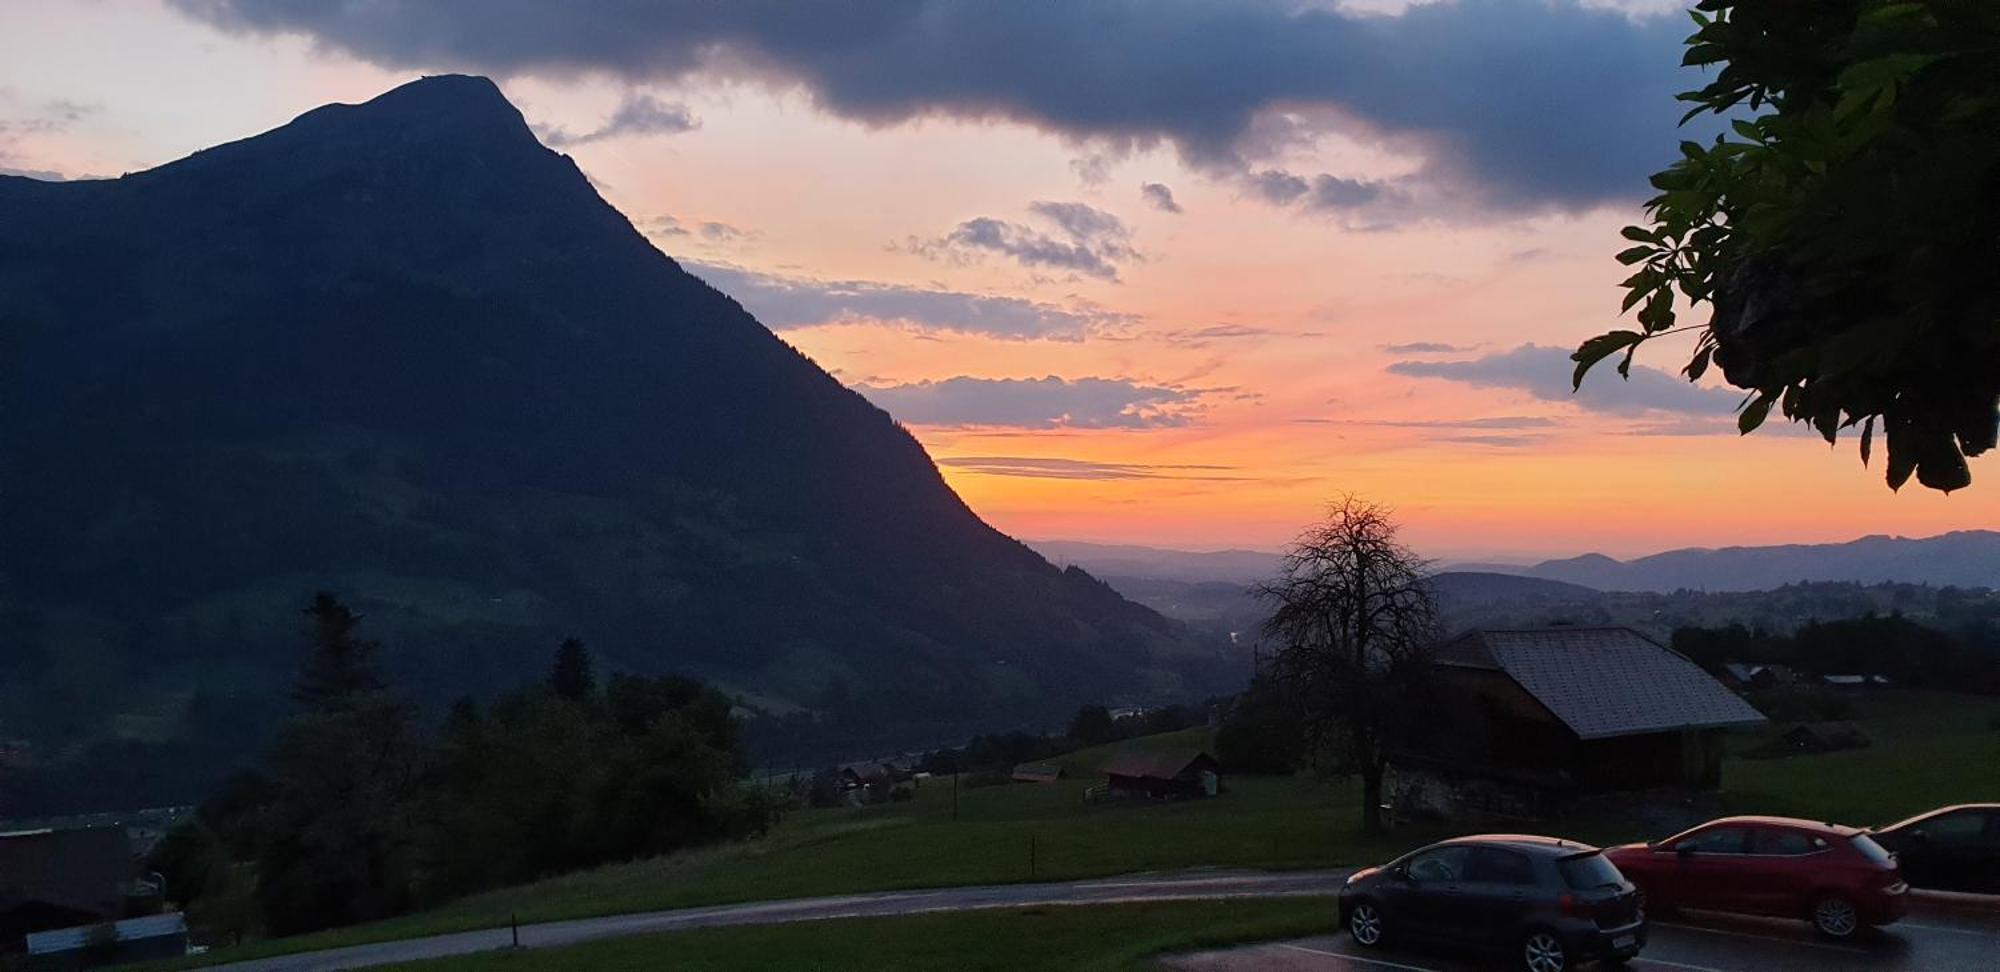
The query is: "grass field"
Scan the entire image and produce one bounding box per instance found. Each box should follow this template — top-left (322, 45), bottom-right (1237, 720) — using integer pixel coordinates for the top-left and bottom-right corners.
top-left (1718, 689), bottom-right (2000, 827)
top-left (169, 691), bottom-right (2000, 968)
top-left (377, 898), bottom-right (1340, 972)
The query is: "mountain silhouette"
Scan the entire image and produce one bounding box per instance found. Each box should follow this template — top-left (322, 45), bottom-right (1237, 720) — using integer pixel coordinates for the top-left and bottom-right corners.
top-left (0, 76), bottom-right (1210, 770)
top-left (1452, 531), bottom-right (2000, 592)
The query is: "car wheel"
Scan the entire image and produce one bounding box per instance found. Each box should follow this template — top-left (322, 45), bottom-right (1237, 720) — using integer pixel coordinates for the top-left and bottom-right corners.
top-left (1522, 929), bottom-right (1569, 972)
top-left (1347, 901), bottom-right (1386, 947)
top-left (1811, 895), bottom-right (1860, 939)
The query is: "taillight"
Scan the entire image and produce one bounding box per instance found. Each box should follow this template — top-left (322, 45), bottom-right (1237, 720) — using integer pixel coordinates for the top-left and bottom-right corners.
top-left (1558, 892), bottom-right (1588, 918)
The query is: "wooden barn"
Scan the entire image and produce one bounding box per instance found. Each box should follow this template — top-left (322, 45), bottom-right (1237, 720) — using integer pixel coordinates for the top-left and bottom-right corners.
top-left (1100, 749), bottom-right (1220, 800)
top-left (1387, 627), bottom-right (1765, 823)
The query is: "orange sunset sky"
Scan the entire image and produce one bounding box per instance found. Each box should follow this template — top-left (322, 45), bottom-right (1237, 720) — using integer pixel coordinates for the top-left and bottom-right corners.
top-left (4, 0), bottom-right (1992, 560)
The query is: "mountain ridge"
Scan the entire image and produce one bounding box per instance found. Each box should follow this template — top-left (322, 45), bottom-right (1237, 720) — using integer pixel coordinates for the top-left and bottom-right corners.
top-left (1038, 531), bottom-right (2000, 594)
top-left (0, 76), bottom-right (1217, 804)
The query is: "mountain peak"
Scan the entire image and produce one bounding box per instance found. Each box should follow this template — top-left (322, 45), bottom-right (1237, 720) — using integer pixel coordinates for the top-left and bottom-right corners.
top-left (283, 73), bottom-right (534, 147)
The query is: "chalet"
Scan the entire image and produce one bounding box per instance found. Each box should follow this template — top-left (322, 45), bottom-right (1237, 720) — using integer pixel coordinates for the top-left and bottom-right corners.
top-left (1, 825), bottom-right (130, 955)
top-left (1011, 762), bottom-right (1065, 784)
top-left (837, 759), bottom-right (912, 790)
top-left (1719, 662), bottom-right (1803, 690)
top-left (1776, 721), bottom-right (1872, 754)
top-left (1100, 749), bottom-right (1220, 800)
top-left (1387, 628), bottom-right (1766, 823)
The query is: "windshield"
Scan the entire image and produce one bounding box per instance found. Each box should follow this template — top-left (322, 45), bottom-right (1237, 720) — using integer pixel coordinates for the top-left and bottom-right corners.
top-left (1851, 835), bottom-right (1896, 866)
top-left (1558, 852), bottom-right (1625, 890)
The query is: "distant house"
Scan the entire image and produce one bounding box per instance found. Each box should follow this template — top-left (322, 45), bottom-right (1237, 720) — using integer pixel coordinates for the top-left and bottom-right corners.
top-left (1, 825), bottom-right (132, 954)
top-left (1100, 749), bottom-right (1220, 800)
top-left (1387, 628), bottom-right (1766, 823)
top-left (837, 759), bottom-right (912, 791)
top-left (1822, 674), bottom-right (1892, 691)
top-left (1719, 662), bottom-right (1805, 691)
top-left (1011, 762), bottom-right (1065, 784)
top-left (1774, 721), bottom-right (1872, 755)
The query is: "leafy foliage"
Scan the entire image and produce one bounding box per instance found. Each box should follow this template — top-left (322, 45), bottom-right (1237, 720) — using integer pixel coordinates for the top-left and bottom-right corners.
top-left (1575, 1), bottom-right (2000, 491)
top-left (148, 596), bottom-right (779, 941)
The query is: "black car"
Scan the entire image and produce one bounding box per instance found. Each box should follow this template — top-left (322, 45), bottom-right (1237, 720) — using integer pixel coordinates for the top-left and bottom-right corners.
top-left (1338, 834), bottom-right (1646, 972)
top-left (1870, 804), bottom-right (2000, 894)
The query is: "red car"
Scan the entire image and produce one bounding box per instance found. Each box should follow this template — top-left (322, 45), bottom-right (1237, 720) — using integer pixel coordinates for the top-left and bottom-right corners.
top-left (1605, 816), bottom-right (1907, 939)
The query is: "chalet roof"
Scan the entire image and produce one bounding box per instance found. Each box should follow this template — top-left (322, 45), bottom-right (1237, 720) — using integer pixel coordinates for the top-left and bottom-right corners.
top-left (1100, 749), bottom-right (1217, 781)
top-left (1012, 762), bottom-right (1064, 782)
top-left (1438, 627), bottom-right (1766, 741)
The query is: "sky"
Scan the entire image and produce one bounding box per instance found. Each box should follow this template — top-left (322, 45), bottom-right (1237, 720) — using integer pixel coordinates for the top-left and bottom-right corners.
top-left (2, 0), bottom-right (1993, 561)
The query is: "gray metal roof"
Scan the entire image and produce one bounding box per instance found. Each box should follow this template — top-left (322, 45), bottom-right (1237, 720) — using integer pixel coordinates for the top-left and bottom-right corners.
top-left (1438, 628), bottom-right (1766, 741)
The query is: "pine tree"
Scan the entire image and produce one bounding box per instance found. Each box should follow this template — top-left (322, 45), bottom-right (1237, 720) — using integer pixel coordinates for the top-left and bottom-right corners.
top-left (292, 592), bottom-right (386, 709)
top-left (548, 637), bottom-right (594, 702)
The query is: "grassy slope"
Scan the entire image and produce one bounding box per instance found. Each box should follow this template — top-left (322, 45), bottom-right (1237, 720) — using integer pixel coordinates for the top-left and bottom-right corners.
top-left (377, 898), bottom-right (1340, 972)
top-left (1718, 689), bottom-right (2000, 826)
top-left (175, 692), bottom-right (2000, 967)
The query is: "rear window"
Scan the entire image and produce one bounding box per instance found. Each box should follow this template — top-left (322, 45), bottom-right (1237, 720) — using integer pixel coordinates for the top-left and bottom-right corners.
top-left (1558, 852), bottom-right (1624, 890)
top-left (1851, 835), bottom-right (1895, 865)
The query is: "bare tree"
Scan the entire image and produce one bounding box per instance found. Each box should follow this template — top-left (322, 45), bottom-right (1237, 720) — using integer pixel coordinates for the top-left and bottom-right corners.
top-left (1254, 495), bottom-right (1439, 834)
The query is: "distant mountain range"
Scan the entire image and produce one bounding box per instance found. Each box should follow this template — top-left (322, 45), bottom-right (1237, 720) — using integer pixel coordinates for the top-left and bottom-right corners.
top-left (0, 76), bottom-right (1217, 804)
top-left (1451, 531), bottom-right (2000, 593)
top-left (1037, 531), bottom-right (2000, 595)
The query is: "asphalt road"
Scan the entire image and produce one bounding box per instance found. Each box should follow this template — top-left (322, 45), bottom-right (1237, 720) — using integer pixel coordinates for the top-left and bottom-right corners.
top-left (1160, 892), bottom-right (2000, 972)
top-left (193, 868), bottom-right (1349, 971)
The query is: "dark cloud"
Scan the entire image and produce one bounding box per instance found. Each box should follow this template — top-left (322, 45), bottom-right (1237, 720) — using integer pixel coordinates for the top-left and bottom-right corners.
top-left (1363, 416), bottom-right (1560, 430)
top-left (698, 220), bottom-right (747, 242)
top-left (1380, 341), bottom-right (1471, 354)
top-left (1388, 344), bottom-right (1741, 417)
top-left (855, 375), bottom-right (1202, 429)
top-left (537, 93), bottom-right (698, 146)
top-left (912, 201), bottom-right (1137, 282)
top-left (1161, 323), bottom-right (1278, 347)
top-left (935, 456), bottom-right (1244, 481)
top-left (1247, 169), bottom-right (1309, 205)
top-left (683, 260), bottom-right (1125, 340)
top-left (1139, 182), bottom-right (1182, 214)
top-left (1070, 153), bottom-right (1114, 186)
top-left (1307, 173), bottom-right (1385, 209)
top-left (168, 0), bottom-right (1697, 210)
top-left (1436, 433), bottom-right (1547, 448)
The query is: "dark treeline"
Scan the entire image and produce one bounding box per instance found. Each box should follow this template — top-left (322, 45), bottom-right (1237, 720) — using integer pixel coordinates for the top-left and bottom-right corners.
top-left (145, 595), bottom-right (781, 941)
top-left (1672, 607), bottom-right (2000, 696)
top-left (919, 705), bottom-right (1206, 779)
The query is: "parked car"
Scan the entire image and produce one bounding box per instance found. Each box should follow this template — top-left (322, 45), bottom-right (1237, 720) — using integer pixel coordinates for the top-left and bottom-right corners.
top-left (1339, 834), bottom-right (1645, 971)
top-left (1605, 815), bottom-right (1906, 939)
top-left (1869, 804), bottom-right (2000, 894)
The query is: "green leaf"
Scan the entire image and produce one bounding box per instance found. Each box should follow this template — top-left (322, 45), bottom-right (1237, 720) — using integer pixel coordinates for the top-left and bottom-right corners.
top-left (1570, 331), bottom-right (1645, 390)
top-left (1616, 245), bottom-right (1658, 266)
top-left (1620, 226), bottom-right (1659, 244)
top-left (1684, 346), bottom-right (1713, 382)
top-left (1738, 392), bottom-right (1774, 435)
top-left (1860, 415), bottom-right (1875, 467)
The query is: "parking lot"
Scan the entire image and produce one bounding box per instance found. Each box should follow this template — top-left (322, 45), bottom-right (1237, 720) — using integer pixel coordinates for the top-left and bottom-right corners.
top-left (1161, 893), bottom-right (2000, 972)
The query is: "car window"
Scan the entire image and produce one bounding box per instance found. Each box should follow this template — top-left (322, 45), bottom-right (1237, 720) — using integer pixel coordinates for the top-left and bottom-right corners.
top-left (1851, 835), bottom-right (1895, 865)
top-left (1755, 829), bottom-right (1821, 856)
top-left (1677, 827), bottom-right (1750, 854)
top-left (1920, 812), bottom-right (1987, 846)
top-left (1405, 845), bottom-right (1471, 882)
top-left (1557, 852), bottom-right (1624, 890)
top-left (1464, 847), bottom-right (1538, 886)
